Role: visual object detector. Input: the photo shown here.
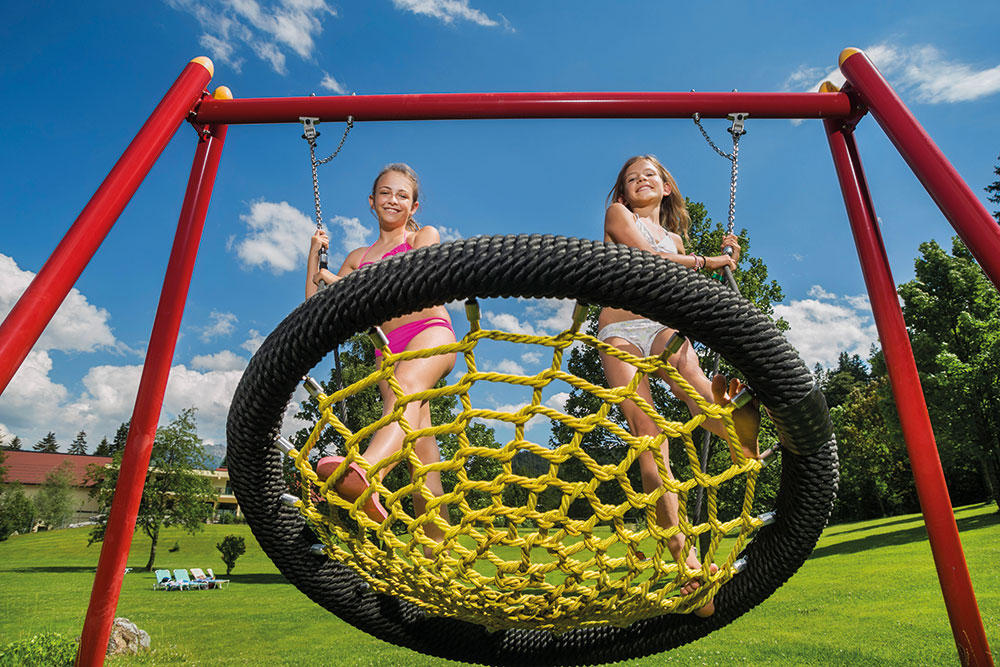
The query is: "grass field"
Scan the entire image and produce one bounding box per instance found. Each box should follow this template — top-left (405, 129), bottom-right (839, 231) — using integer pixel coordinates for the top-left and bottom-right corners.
top-left (1, 504), bottom-right (997, 666)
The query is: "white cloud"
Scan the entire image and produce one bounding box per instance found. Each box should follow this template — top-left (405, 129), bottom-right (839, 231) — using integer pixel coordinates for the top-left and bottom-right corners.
top-left (807, 285), bottom-right (836, 300)
top-left (0, 254), bottom-right (117, 354)
top-left (483, 311), bottom-right (539, 336)
top-left (242, 329), bottom-right (267, 355)
top-left (789, 42), bottom-right (1000, 104)
top-left (773, 285), bottom-right (879, 369)
top-left (482, 299), bottom-right (576, 337)
top-left (392, 0), bottom-right (500, 27)
top-left (437, 225), bottom-right (463, 243)
top-left (332, 216), bottom-right (372, 259)
top-left (546, 391), bottom-right (570, 413)
top-left (319, 71), bottom-right (348, 94)
top-left (525, 298), bottom-right (576, 333)
top-left (486, 359), bottom-right (526, 375)
top-left (191, 350), bottom-right (248, 371)
top-left (230, 200), bottom-right (316, 273)
top-left (520, 350), bottom-right (542, 366)
top-left (168, 0), bottom-right (336, 75)
top-left (77, 363), bottom-right (245, 447)
top-left (201, 311), bottom-right (238, 341)
top-left (0, 351), bottom-right (70, 419)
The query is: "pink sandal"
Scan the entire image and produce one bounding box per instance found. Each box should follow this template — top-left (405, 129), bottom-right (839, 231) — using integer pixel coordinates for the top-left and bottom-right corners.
top-left (315, 456), bottom-right (388, 522)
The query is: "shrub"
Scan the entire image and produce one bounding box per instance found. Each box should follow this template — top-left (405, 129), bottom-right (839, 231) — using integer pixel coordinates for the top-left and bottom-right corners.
top-left (0, 483), bottom-right (35, 541)
top-left (216, 534), bottom-right (246, 575)
top-left (0, 633), bottom-right (78, 666)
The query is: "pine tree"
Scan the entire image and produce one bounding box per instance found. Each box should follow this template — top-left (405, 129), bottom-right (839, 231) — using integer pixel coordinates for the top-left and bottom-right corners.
top-left (68, 430), bottom-right (88, 455)
top-left (6, 436), bottom-right (22, 451)
top-left (33, 432), bottom-right (59, 453)
top-left (94, 437), bottom-right (112, 457)
top-left (111, 421), bottom-right (130, 456)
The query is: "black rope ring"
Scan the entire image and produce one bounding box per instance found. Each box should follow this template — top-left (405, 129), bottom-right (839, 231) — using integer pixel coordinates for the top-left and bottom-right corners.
top-left (226, 234), bottom-right (838, 666)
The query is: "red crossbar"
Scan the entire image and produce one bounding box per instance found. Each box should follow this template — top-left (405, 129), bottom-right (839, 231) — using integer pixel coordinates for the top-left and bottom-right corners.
top-left (193, 91), bottom-right (853, 125)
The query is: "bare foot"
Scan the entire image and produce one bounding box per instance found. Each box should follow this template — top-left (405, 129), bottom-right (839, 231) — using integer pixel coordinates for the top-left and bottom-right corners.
top-left (711, 375), bottom-right (760, 461)
top-left (679, 556), bottom-right (719, 618)
top-left (315, 456), bottom-right (388, 522)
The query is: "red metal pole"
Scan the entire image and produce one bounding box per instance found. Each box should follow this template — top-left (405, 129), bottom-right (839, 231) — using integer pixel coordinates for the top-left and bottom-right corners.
top-left (75, 86), bottom-right (230, 667)
top-left (839, 48), bottom-right (1000, 293)
top-left (824, 114), bottom-right (994, 667)
top-left (193, 90), bottom-right (852, 125)
top-left (0, 57), bottom-right (214, 396)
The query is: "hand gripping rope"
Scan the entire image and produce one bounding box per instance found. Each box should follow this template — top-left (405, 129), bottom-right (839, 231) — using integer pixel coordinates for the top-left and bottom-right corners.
top-left (226, 235), bottom-right (838, 666)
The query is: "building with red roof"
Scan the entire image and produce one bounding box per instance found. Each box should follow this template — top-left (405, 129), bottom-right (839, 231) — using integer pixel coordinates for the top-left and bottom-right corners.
top-left (2, 450), bottom-right (239, 530)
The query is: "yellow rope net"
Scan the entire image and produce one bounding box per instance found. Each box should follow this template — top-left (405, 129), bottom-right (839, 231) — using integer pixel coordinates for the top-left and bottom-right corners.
top-left (283, 304), bottom-right (764, 632)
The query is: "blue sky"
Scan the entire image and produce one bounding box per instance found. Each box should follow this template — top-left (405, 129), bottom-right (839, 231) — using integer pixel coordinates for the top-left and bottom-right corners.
top-left (2, 1), bottom-right (999, 453)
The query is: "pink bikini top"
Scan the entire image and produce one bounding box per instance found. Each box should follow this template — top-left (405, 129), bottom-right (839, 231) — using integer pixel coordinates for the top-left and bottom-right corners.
top-left (358, 239), bottom-right (413, 268)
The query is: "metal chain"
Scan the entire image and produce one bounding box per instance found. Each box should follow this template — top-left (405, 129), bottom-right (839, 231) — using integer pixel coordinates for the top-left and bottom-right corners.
top-left (300, 116), bottom-right (353, 424)
top-left (302, 116), bottom-right (354, 230)
top-left (692, 112), bottom-right (746, 236)
top-left (691, 110), bottom-right (749, 553)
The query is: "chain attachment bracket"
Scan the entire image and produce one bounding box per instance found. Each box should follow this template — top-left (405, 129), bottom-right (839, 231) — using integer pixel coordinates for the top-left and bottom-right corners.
top-left (300, 116), bottom-right (320, 141)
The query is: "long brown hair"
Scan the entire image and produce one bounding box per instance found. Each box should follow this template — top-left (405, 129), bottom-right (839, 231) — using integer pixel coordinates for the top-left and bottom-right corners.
top-left (371, 163), bottom-right (421, 231)
top-left (607, 154), bottom-right (690, 240)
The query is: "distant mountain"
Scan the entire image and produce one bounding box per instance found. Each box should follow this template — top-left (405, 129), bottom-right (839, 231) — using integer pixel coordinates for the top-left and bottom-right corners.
top-left (201, 442), bottom-right (228, 469)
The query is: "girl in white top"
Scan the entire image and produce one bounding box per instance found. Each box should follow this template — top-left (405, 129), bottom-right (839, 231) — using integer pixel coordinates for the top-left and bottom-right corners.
top-left (598, 154), bottom-right (761, 617)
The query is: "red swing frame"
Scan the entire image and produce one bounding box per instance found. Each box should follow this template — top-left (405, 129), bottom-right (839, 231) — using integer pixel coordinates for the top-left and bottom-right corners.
top-left (0, 49), bottom-right (995, 667)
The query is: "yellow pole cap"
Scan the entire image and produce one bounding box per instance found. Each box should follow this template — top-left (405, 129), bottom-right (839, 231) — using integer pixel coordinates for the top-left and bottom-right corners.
top-left (838, 48), bottom-right (863, 68)
top-left (190, 56), bottom-right (215, 77)
top-left (213, 86), bottom-right (233, 100)
top-left (819, 81), bottom-right (840, 93)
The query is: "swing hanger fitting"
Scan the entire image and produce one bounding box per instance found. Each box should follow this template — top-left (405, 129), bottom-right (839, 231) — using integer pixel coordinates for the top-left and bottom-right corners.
top-left (727, 112), bottom-right (749, 137)
top-left (300, 116), bottom-right (320, 141)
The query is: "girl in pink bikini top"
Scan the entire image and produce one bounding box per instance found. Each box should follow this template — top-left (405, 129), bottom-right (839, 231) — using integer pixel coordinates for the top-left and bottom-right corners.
top-left (304, 163), bottom-right (456, 553)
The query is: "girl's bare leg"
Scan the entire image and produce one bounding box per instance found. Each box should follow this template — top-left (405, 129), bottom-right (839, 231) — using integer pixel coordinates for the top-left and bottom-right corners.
top-left (410, 401), bottom-right (450, 555)
top-left (601, 341), bottom-right (714, 616)
top-left (363, 327), bottom-right (456, 469)
top-left (651, 329), bottom-right (760, 459)
top-left (359, 327), bottom-right (455, 556)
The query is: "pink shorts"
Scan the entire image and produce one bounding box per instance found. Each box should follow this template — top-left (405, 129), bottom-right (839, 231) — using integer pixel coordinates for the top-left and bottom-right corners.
top-left (376, 317), bottom-right (454, 357)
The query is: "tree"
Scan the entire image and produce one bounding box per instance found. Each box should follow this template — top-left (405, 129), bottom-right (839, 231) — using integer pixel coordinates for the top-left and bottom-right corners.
top-left (86, 408), bottom-right (217, 570)
top-left (0, 448), bottom-right (6, 482)
top-left (986, 153), bottom-right (1000, 222)
top-left (5, 436), bottom-right (22, 451)
top-left (67, 431), bottom-right (87, 454)
top-left (0, 483), bottom-right (35, 540)
top-left (33, 432), bottom-right (59, 453)
top-left (820, 352), bottom-right (870, 410)
top-left (33, 460), bottom-right (76, 529)
top-left (111, 421), bottom-right (131, 457)
top-left (68, 431), bottom-right (88, 455)
top-left (216, 534), bottom-right (246, 575)
top-left (897, 237), bottom-right (1000, 508)
top-left (93, 437), bottom-right (112, 457)
top-left (829, 378), bottom-right (917, 521)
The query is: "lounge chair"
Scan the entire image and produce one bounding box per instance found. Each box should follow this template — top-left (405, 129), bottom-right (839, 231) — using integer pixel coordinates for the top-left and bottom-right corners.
top-left (190, 568), bottom-right (217, 589)
top-left (173, 568), bottom-right (203, 590)
top-left (206, 568), bottom-right (230, 589)
top-left (153, 569), bottom-right (180, 591)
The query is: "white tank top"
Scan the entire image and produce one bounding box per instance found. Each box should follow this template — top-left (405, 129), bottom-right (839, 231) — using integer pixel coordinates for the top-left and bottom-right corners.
top-left (633, 214), bottom-right (677, 253)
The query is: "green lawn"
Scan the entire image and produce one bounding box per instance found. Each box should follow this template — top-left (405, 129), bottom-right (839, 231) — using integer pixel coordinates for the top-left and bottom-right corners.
top-left (1, 504), bottom-right (997, 666)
